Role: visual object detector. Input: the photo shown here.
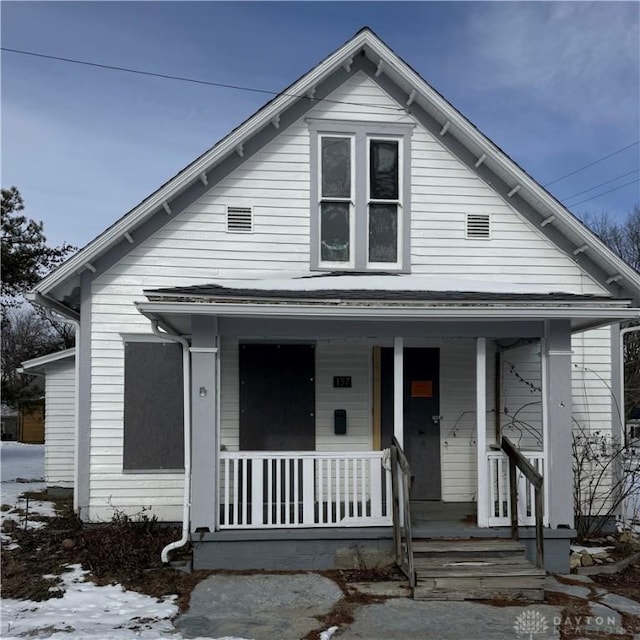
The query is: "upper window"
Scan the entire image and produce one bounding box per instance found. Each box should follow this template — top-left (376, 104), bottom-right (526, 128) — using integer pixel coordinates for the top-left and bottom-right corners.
top-left (310, 120), bottom-right (413, 272)
top-left (320, 136), bottom-right (354, 265)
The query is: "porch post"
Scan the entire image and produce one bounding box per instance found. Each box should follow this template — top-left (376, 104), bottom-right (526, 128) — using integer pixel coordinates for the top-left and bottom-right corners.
top-left (190, 316), bottom-right (219, 533)
top-left (393, 337), bottom-right (404, 447)
top-left (543, 319), bottom-right (573, 529)
top-left (476, 337), bottom-right (489, 527)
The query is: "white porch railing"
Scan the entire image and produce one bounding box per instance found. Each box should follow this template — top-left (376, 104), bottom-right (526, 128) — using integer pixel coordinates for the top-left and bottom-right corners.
top-left (219, 450), bottom-right (393, 529)
top-left (487, 450), bottom-right (544, 527)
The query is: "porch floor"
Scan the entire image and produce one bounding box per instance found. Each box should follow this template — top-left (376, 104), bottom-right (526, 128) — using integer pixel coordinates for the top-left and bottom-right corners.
top-left (411, 501), bottom-right (506, 538)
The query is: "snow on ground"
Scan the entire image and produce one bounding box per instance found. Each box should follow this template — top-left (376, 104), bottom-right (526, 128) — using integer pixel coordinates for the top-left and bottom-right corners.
top-left (0, 443), bottom-right (249, 640)
top-left (1, 566), bottom-right (250, 640)
top-left (1, 442), bottom-right (53, 548)
top-left (2, 564), bottom-right (249, 640)
top-left (1, 564), bottom-right (180, 639)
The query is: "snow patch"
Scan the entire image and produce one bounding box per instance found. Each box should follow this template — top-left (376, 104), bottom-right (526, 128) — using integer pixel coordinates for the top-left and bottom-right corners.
top-left (172, 273), bottom-right (578, 295)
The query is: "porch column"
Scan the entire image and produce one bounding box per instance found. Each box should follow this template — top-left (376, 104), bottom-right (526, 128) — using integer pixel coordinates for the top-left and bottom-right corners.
top-left (476, 338), bottom-right (489, 527)
top-left (393, 337), bottom-right (404, 446)
top-left (190, 316), bottom-right (219, 533)
top-left (542, 319), bottom-right (573, 529)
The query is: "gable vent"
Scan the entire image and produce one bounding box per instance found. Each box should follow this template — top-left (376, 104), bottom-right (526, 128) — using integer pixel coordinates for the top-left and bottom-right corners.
top-left (227, 206), bottom-right (253, 232)
top-left (466, 213), bottom-right (491, 239)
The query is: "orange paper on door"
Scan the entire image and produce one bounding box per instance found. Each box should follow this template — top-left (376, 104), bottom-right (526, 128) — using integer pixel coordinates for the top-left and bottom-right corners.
top-left (411, 381), bottom-right (433, 397)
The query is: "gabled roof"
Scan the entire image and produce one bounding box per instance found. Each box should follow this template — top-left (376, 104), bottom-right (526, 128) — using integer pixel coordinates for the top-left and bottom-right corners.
top-left (34, 27), bottom-right (640, 304)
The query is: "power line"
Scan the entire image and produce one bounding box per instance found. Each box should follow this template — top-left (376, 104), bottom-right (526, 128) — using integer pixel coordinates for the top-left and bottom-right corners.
top-left (4, 46), bottom-right (638, 202)
top-left (561, 168), bottom-right (640, 202)
top-left (544, 141), bottom-right (640, 187)
top-left (0, 46), bottom-right (405, 112)
top-left (567, 178), bottom-right (640, 208)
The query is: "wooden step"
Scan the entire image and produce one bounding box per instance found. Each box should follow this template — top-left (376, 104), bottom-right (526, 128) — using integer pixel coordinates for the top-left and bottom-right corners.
top-left (406, 538), bottom-right (545, 601)
top-left (410, 538), bottom-right (526, 558)
top-left (413, 557), bottom-right (540, 572)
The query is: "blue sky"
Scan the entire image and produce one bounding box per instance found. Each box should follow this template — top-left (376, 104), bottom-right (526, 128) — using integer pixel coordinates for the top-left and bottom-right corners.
top-left (2, 1), bottom-right (639, 250)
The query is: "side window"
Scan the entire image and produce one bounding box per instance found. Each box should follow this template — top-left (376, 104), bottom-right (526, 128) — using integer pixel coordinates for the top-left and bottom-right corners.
top-left (123, 341), bottom-right (184, 471)
top-left (320, 136), bottom-right (353, 266)
top-left (368, 139), bottom-right (400, 265)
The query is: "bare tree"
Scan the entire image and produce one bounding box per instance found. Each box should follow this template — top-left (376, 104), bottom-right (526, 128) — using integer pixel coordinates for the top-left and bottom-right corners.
top-left (581, 204), bottom-right (640, 418)
top-left (1, 306), bottom-right (74, 408)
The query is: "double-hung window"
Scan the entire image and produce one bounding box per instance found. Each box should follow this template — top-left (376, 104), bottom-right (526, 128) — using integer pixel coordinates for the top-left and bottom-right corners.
top-left (310, 120), bottom-right (412, 272)
top-left (368, 138), bottom-right (400, 265)
top-left (320, 135), bottom-right (354, 266)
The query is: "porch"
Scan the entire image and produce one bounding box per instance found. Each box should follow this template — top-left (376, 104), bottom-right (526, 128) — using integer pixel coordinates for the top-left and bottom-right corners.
top-left (133, 276), bottom-right (624, 573)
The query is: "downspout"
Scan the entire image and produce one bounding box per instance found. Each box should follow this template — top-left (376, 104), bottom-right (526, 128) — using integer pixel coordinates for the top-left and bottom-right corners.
top-left (150, 320), bottom-right (192, 564)
top-left (620, 325), bottom-right (640, 446)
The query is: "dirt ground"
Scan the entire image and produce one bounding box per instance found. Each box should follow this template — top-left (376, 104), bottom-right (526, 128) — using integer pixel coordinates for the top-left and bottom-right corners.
top-left (3, 491), bottom-right (639, 627)
top-left (591, 562), bottom-right (640, 602)
top-left (1, 492), bottom-right (406, 614)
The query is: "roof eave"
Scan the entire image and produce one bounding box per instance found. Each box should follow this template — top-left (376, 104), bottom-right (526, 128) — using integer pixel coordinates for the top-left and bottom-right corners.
top-left (34, 32), bottom-right (372, 296)
top-left (33, 28), bottom-right (640, 299)
top-left (135, 299), bottom-right (638, 320)
top-left (19, 348), bottom-right (76, 372)
top-left (361, 37), bottom-right (640, 294)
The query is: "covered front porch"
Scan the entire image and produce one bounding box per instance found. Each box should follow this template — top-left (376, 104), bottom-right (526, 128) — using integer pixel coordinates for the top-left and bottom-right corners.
top-left (136, 275), bottom-right (632, 572)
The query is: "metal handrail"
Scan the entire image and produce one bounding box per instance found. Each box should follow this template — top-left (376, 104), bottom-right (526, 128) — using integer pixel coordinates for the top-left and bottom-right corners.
top-left (500, 436), bottom-right (544, 568)
top-left (391, 436), bottom-right (415, 589)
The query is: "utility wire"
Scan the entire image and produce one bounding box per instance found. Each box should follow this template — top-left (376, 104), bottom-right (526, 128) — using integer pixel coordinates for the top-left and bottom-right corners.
top-left (0, 46), bottom-right (405, 112)
top-left (567, 178), bottom-right (640, 208)
top-left (561, 168), bottom-right (640, 202)
top-left (4, 46), bottom-right (638, 199)
top-left (544, 141), bottom-right (640, 187)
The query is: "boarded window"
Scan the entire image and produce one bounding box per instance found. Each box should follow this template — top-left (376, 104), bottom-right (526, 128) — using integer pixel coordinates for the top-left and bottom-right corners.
top-left (123, 342), bottom-right (184, 471)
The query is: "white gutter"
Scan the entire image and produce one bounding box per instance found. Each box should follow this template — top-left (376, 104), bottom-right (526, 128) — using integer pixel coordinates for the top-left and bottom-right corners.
top-left (150, 320), bottom-right (192, 565)
top-left (136, 301), bottom-right (639, 321)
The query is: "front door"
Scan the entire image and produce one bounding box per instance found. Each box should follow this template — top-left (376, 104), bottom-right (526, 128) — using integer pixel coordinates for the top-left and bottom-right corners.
top-left (381, 347), bottom-right (441, 500)
top-left (239, 343), bottom-right (315, 450)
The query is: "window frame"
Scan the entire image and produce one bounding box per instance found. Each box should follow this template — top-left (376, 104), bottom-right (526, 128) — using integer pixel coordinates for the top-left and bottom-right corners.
top-left (318, 133), bottom-right (356, 269)
top-left (308, 119), bottom-right (414, 273)
top-left (366, 135), bottom-right (403, 269)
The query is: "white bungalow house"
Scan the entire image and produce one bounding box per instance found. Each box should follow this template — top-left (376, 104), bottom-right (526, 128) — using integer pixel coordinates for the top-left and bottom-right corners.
top-left (30, 29), bottom-right (640, 583)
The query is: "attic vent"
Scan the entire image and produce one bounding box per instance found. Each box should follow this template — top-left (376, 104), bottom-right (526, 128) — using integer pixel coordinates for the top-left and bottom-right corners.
top-left (466, 213), bottom-right (491, 239)
top-left (227, 206), bottom-right (253, 232)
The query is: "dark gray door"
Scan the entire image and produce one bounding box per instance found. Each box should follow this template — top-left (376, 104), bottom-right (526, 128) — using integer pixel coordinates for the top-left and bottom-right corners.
top-left (239, 343), bottom-right (315, 451)
top-left (381, 347), bottom-right (441, 500)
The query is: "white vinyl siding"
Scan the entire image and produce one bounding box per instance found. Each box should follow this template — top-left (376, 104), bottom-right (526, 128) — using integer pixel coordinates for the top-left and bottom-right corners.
top-left (572, 328), bottom-right (613, 434)
top-left (44, 360), bottom-right (75, 489)
top-left (85, 69), bottom-right (615, 520)
top-left (499, 343), bottom-right (543, 450)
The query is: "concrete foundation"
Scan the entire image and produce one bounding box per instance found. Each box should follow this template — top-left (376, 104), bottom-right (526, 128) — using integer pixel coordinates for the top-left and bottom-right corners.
top-left (192, 526), bottom-right (575, 573)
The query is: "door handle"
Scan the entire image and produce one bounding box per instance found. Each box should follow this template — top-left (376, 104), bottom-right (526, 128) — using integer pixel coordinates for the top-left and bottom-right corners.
top-left (432, 415), bottom-right (443, 424)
